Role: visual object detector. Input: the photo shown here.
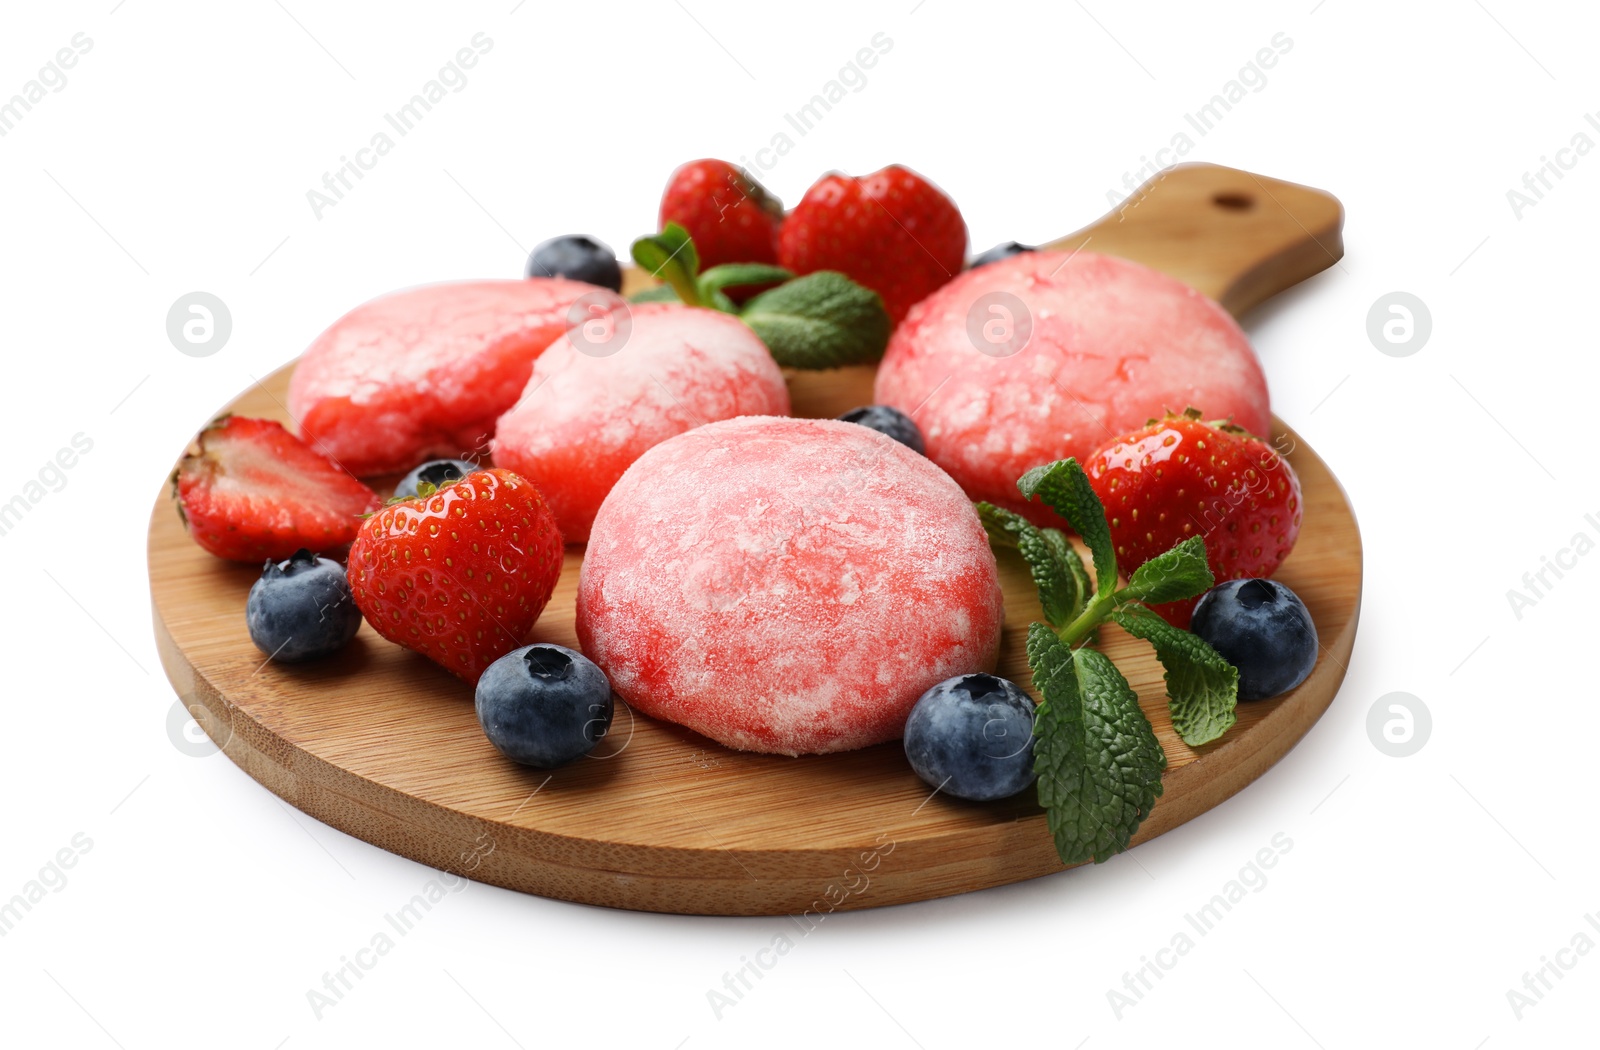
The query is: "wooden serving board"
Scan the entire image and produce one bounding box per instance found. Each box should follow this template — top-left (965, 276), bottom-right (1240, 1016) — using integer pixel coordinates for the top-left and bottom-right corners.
top-left (149, 164), bottom-right (1356, 915)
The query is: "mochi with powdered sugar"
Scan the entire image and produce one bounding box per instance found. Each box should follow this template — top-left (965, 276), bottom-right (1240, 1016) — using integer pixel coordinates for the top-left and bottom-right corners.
top-left (289, 278), bottom-right (616, 476)
top-left (576, 416), bottom-right (1004, 756)
top-left (493, 303), bottom-right (790, 543)
top-left (874, 250), bottom-right (1272, 525)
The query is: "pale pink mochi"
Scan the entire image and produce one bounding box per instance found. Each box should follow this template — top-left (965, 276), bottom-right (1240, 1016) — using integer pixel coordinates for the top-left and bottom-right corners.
top-left (288, 278), bottom-right (616, 476)
top-left (492, 303), bottom-right (790, 543)
top-left (576, 416), bottom-right (1004, 756)
top-left (874, 251), bottom-right (1271, 523)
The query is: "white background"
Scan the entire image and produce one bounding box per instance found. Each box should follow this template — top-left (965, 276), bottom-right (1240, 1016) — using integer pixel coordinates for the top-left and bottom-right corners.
top-left (2, 0), bottom-right (1594, 1045)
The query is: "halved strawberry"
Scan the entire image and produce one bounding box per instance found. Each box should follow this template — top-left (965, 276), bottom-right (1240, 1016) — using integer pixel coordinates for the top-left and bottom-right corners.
top-left (173, 416), bottom-right (382, 562)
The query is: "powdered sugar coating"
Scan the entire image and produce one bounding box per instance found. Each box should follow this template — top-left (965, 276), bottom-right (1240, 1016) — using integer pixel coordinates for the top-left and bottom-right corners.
top-left (289, 278), bottom-right (615, 475)
top-left (874, 251), bottom-right (1271, 523)
top-left (492, 303), bottom-right (790, 543)
top-left (576, 416), bottom-right (1003, 756)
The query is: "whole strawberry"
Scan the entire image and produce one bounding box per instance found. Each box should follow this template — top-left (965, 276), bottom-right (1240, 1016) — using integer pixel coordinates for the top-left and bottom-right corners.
top-left (778, 164), bottom-right (966, 324)
top-left (1085, 409), bottom-right (1303, 628)
top-left (348, 468), bottom-right (564, 684)
top-left (174, 415), bottom-right (381, 562)
top-left (658, 159), bottom-right (783, 271)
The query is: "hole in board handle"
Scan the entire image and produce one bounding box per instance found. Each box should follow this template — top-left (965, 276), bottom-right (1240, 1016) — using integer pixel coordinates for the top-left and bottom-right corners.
top-left (1212, 191), bottom-right (1254, 211)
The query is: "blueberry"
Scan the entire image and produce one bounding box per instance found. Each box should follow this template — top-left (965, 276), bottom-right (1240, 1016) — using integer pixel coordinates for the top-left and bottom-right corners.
top-left (838, 405), bottom-right (926, 455)
top-left (1191, 579), bottom-right (1319, 701)
top-left (393, 458), bottom-right (477, 500)
top-left (525, 235), bottom-right (622, 291)
top-left (245, 549), bottom-right (362, 662)
top-left (969, 241), bottom-right (1035, 269)
top-left (475, 644), bottom-right (614, 768)
top-left (903, 673), bottom-right (1037, 801)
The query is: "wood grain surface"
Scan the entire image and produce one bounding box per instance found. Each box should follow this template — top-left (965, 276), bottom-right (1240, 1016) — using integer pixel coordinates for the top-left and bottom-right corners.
top-left (149, 163), bottom-right (1357, 915)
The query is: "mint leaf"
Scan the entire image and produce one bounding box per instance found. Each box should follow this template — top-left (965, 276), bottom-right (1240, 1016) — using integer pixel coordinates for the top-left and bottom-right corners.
top-left (739, 271), bottom-right (891, 369)
top-left (1028, 623), bottom-right (1166, 865)
top-left (1111, 603), bottom-right (1239, 747)
top-left (698, 263), bottom-right (792, 299)
top-left (633, 223), bottom-right (698, 276)
top-left (1017, 459), bottom-right (1116, 600)
top-left (1118, 535), bottom-right (1214, 606)
top-left (1041, 527), bottom-right (1092, 616)
top-left (976, 503), bottom-right (1083, 628)
top-left (630, 284), bottom-right (681, 304)
top-left (631, 224), bottom-right (701, 306)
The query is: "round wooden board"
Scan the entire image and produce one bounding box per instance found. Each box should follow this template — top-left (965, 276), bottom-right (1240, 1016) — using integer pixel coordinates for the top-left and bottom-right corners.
top-left (151, 378), bottom-right (1359, 917)
top-left (148, 165), bottom-right (1360, 915)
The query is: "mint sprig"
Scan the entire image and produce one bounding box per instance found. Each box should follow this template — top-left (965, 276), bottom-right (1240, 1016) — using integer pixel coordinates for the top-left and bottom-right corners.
top-left (984, 457), bottom-right (1242, 866)
top-left (628, 228), bottom-right (890, 370)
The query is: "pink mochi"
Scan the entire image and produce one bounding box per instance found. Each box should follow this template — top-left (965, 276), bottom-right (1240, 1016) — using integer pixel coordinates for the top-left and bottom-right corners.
top-left (493, 303), bottom-right (791, 543)
top-left (576, 416), bottom-right (1004, 756)
top-left (874, 251), bottom-right (1272, 523)
top-left (288, 278), bottom-right (615, 476)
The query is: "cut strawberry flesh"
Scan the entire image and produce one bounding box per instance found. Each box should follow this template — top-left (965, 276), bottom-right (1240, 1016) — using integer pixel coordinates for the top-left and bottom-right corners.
top-left (176, 416), bottom-right (380, 562)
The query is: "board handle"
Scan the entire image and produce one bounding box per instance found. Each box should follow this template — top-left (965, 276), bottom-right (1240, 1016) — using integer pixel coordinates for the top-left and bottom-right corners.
top-left (1042, 163), bottom-right (1344, 318)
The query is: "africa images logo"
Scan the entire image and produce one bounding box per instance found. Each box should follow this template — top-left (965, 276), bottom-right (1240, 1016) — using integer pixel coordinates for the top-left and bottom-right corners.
top-left (0, 33), bottom-right (93, 138)
top-left (306, 34), bottom-right (494, 219)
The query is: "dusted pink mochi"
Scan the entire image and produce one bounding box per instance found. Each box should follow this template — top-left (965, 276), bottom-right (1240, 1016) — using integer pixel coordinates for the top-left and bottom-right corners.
top-left (874, 251), bottom-right (1271, 524)
top-left (492, 303), bottom-right (790, 543)
top-left (576, 416), bottom-right (1004, 756)
top-left (288, 278), bottom-right (616, 475)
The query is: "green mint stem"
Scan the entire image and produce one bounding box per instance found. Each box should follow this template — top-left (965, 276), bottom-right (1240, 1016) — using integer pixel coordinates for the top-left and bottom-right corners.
top-left (1057, 582), bottom-right (1171, 647)
top-left (1058, 591), bottom-right (1114, 647)
top-left (657, 258), bottom-right (701, 306)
